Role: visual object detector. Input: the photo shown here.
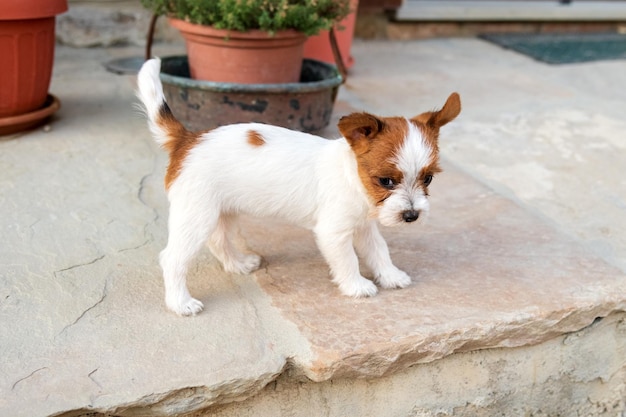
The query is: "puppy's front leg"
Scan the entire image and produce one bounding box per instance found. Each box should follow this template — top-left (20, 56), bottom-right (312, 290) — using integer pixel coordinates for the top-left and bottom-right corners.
top-left (354, 221), bottom-right (412, 289)
top-left (314, 225), bottom-right (378, 297)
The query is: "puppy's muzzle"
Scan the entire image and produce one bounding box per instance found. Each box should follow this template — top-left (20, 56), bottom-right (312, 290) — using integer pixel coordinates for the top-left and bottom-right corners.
top-left (402, 210), bottom-right (420, 223)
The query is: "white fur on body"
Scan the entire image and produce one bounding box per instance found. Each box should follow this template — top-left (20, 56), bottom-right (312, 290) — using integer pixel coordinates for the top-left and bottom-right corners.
top-left (137, 58), bottom-right (442, 316)
top-left (164, 125), bottom-right (410, 314)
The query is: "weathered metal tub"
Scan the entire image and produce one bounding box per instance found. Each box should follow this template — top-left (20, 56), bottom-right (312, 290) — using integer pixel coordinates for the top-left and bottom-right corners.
top-left (159, 56), bottom-right (343, 133)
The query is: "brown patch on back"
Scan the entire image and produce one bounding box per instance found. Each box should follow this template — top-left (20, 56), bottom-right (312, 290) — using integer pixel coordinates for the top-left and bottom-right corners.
top-left (247, 130), bottom-right (266, 147)
top-left (338, 114), bottom-right (409, 206)
top-left (157, 103), bottom-right (204, 190)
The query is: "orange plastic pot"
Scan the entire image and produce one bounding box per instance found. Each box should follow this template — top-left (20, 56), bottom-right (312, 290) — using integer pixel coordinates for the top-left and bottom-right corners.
top-left (168, 18), bottom-right (307, 84)
top-left (0, 0), bottom-right (68, 118)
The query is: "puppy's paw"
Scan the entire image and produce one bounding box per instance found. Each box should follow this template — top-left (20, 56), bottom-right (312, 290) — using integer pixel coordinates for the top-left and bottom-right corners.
top-left (224, 253), bottom-right (262, 275)
top-left (240, 253), bottom-right (262, 274)
top-left (167, 296), bottom-right (204, 316)
top-left (337, 276), bottom-right (378, 298)
top-left (376, 266), bottom-right (412, 289)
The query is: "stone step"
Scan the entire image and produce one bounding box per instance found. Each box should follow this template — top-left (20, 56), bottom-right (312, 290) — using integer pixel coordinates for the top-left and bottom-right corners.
top-left (0, 36), bottom-right (625, 416)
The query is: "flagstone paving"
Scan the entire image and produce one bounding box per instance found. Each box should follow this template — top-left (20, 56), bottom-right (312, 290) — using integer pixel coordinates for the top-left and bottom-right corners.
top-left (0, 38), bottom-right (624, 416)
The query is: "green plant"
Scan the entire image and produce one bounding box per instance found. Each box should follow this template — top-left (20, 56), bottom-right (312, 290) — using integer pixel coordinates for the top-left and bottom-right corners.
top-left (141, 0), bottom-right (351, 36)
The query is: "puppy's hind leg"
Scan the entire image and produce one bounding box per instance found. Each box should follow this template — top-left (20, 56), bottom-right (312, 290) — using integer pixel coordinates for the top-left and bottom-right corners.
top-left (208, 214), bottom-right (262, 275)
top-left (160, 201), bottom-right (219, 316)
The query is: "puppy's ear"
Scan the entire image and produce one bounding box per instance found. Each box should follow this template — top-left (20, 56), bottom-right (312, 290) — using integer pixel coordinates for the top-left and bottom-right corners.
top-left (338, 112), bottom-right (384, 154)
top-left (413, 92), bottom-right (461, 129)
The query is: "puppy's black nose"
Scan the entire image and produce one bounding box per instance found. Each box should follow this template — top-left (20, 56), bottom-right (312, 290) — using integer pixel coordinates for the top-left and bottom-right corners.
top-left (402, 210), bottom-right (419, 223)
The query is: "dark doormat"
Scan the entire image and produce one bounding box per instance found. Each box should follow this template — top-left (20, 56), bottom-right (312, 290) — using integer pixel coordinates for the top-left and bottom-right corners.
top-left (480, 32), bottom-right (626, 64)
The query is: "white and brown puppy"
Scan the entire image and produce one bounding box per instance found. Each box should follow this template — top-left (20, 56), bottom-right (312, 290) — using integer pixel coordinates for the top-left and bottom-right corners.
top-left (137, 58), bottom-right (461, 316)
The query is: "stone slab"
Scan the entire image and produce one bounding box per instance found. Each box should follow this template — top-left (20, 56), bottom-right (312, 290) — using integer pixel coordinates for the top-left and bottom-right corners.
top-left (0, 46), bottom-right (310, 417)
top-left (0, 39), bottom-right (625, 417)
top-left (57, 2), bottom-right (157, 47)
top-left (344, 38), bottom-right (626, 273)
top-left (189, 312), bottom-right (626, 417)
top-left (243, 159), bottom-right (626, 381)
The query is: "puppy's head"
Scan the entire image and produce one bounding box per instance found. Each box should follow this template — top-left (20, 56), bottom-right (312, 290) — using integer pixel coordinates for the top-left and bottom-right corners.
top-left (338, 93), bottom-right (461, 226)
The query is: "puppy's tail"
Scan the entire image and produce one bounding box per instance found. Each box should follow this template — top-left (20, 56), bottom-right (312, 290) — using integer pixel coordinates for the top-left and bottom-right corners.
top-left (136, 58), bottom-right (189, 149)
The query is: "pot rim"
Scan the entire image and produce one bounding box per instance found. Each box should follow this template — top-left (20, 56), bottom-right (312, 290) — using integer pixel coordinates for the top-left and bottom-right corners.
top-left (0, 0), bottom-right (68, 20)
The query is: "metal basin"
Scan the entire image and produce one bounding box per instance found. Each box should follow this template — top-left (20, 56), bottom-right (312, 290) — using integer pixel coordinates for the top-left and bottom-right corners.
top-left (159, 56), bottom-right (343, 133)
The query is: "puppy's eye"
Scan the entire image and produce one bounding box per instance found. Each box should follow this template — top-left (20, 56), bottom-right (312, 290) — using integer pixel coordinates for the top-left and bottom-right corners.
top-left (423, 174), bottom-right (433, 186)
top-left (378, 177), bottom-right (396, 190)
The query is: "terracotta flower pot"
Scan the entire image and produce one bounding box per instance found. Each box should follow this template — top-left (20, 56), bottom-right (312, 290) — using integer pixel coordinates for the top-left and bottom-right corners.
top-left (0, 0), bottom-right (68, 118)
top-left (304, 0), bottom-right (358, 69)
top-left (168, 18), bottom-right (307, 84)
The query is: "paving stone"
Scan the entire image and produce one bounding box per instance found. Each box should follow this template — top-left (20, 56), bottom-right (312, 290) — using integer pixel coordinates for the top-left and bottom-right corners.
top-left (0, 46), bottom-right (308, 417)
top-left (0, 39), bottom-right (624, 417)
top-left (243, 161), bottom-right (626, 381)
top-left (57, 4), bottom-right (148, 47)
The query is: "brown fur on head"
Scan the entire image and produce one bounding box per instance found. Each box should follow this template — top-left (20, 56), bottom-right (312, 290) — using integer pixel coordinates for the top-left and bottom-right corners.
top-left (338, 93), bottom-right (461, 210)
top-left (412, 92), bottom-right (462, 155)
